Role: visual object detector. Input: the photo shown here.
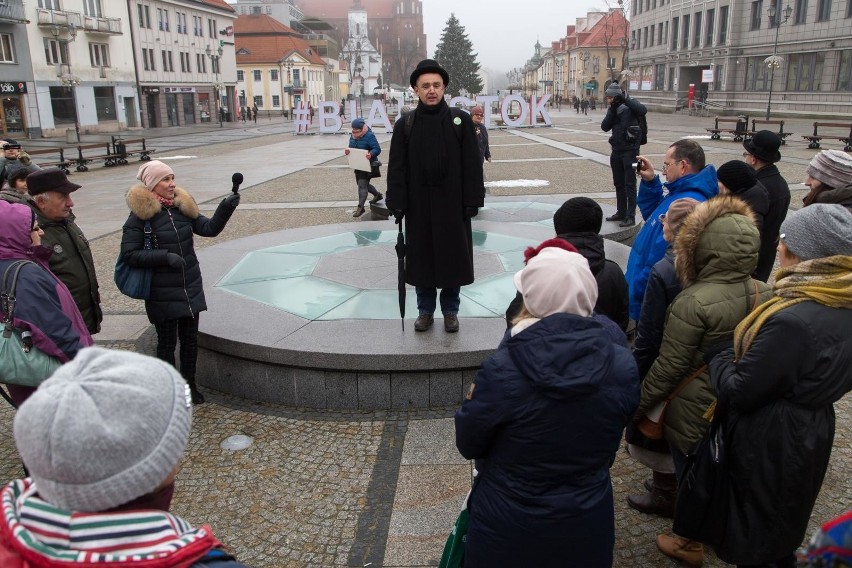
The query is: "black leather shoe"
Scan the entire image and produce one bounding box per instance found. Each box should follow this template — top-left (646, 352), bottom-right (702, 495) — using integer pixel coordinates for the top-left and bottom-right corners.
top-left (190, 387), bottom-right (206, 405)
top-left (444, 314), bottom-right (459, 333)
top-left (619, 217), bottom-right (636, 227)
top-left (606, 213), bottom-right (626, 222)
top-left (414, 314), bottom-right (434, 332)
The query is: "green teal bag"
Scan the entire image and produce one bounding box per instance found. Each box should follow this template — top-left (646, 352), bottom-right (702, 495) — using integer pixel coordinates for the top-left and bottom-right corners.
top-left (0, 260), bottom-right (62, 387)
top-left (438, 507), bottom-right (469, 568)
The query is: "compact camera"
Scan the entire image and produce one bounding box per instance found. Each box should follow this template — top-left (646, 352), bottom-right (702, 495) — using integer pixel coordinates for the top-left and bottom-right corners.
top-left (632, 159), bottom-right (644, 173)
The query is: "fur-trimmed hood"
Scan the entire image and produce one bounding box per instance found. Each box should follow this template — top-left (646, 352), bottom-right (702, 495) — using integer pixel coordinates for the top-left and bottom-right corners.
top-left (126, 184), bottom-right (199, 221)
top-left (674, 196), bottom-right (760, 287)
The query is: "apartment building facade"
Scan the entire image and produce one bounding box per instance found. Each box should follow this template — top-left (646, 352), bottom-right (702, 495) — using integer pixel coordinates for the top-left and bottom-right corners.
top-left (627, 0), bottom-right (852, 115)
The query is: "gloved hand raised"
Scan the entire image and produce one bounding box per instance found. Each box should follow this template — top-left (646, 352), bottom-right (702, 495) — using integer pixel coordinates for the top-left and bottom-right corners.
top-left (464, 207), bottom-right (479, 219)
top-left (393, 210), bottom-right (405, 224)
top-left (223, 192), bottom-right (241, 208)
top-left (166, 253), bottom-right (186, 269)
top-left (611, 94), bottom-right (624, 107)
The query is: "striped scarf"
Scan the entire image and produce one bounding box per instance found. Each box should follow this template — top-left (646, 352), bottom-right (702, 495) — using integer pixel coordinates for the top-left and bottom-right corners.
top-left (1, 479), bottom-right (217, 565)
top-left (734, 255), bottom-right (852, 360)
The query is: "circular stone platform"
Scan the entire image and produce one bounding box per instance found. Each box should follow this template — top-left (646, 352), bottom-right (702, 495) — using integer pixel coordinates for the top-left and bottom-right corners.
top-left (195, 199), bottom-right (636, 410)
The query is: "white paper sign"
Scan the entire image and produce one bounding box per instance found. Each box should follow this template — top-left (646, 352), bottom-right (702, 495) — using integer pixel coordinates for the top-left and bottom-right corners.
top-left (702, 69), bottom-right (714, 83)
top-left (346, 149), bottom-right (371, 172)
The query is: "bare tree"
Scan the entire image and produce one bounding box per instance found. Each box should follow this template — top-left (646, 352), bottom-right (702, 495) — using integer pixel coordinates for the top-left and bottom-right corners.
top-left (385, 38), bottom-right (422, 86)
top-left (599, 0), bottom-right (631, 83)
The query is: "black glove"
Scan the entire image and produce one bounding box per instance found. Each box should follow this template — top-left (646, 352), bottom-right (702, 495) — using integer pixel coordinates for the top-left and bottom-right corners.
top-left (612, 94), bottom-right (624, 106)
top-left (166, 253), bottom-right (186, 269)
top-left (703, 339), bottom-right (734, 365)
top-left (223, 192), bottom-right (241, 208)
top-left (393, 209), bottom-right (405, 224)
top-left (464, 207), bottom-right (479, 219)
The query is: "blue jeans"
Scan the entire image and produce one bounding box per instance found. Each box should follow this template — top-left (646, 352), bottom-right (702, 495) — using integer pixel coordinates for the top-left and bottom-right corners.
top-left (416, 287), bottom-right (460, 315)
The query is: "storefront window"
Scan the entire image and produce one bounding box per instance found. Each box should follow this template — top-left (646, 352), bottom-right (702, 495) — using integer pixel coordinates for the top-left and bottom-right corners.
top-left (49, 86), bottom-right (76, 124)
top-left (198, 92), bottom-right (210, 122)
top-left (182, 93), bottom-right (196, 124)
top-left (94, 86), bottom-right (116, 120)
top-left (2, 97), bottom-right (24, 134)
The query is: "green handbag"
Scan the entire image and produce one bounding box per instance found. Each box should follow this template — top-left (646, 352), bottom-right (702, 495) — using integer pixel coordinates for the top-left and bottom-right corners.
top-left (0, 260), bottom-right (62, 387)
top-left (437, 507), bottom-right (469, 568)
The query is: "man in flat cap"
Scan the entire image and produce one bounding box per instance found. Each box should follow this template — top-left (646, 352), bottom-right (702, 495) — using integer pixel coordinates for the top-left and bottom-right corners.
top-left (386, 59), bottom-right (485, 333)
top-left (27, 169), bottom-right (102, 335)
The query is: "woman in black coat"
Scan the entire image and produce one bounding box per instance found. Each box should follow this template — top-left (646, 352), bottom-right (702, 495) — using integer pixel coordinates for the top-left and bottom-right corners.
top-left (119, 161), bottom-right (240, 404)
top-left (708, 204), bottom-right (852, 566)
top-left (456, 243), bottom-right (639, 567)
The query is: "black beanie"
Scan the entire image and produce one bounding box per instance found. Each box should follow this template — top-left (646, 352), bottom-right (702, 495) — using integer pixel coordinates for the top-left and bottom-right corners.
top-left (717, 161), bottom-right (758, 192)
top-left (553, 197), bottom-right (603, 234)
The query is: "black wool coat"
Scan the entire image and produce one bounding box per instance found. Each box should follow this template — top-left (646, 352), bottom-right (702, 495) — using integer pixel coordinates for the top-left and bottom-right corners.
top-left (753, 165), bottom-right (790, 282)
top-left (710, 301), bottom-right (852, 565)
top-left (120, 185), bottom-right (236, 324)
top-left (386, 100), bottom-right (485, 288)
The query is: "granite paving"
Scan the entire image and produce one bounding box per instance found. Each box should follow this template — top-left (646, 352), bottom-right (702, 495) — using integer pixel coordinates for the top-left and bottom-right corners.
top-left (1, 109), bottom-right (847, 567)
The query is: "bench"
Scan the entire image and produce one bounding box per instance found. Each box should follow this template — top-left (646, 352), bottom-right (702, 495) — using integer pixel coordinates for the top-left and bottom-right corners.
top-left (802, 122), bottom-right (852, 151)
top-left (73, 143), bottom-right (121, 172)
top-left (111, 136), bottom-right (156, 164)
top-left (706, 116), bottom-right (750, 142)
top-left (25, 147), bottom-right (71, 174)
top-left (748, 119), bottom-right (793, 145)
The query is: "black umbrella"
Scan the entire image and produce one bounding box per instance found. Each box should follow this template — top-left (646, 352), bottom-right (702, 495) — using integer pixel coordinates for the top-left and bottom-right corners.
top-left (394, 216), bottom-right (406, 331)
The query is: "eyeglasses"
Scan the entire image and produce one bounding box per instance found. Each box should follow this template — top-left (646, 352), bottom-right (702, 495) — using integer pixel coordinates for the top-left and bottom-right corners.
top-left (742, 152), bottom-right (750, 159)
top-left (472, 113), bottom-right (484, 117)
top-left (662, 159), bottom-right (685, 171)
top-left (658, 214), bottom-right (666, 224)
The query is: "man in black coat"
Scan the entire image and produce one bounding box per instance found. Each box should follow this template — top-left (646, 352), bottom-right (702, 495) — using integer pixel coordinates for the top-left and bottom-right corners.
top-left (742, 130), bottom-right (790, 281)
top-left (601, 82), bottom-right (647, 227)
top-left (386, 59), bottom-right (484, 333)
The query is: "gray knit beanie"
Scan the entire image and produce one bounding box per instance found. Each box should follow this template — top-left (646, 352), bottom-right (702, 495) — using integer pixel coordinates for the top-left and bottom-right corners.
top-left (604, 83), bottom-right (622, 98)
top-left (806, 149), bottom-right (852, 189)
top-left (780, 203), bottom-right (852, 261)
top-left (14, 347), bottom-right (192, 512)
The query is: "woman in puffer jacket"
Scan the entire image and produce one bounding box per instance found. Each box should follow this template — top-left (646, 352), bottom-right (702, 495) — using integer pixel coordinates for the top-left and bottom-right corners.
top-left (456, 242), bottom-right (638, 568)
top-left (707, 204), bottom-right (852, 567)
top-left (635, 196), bottom-right (773, 566)
top-left (118, 161), bottom-right (240, 404)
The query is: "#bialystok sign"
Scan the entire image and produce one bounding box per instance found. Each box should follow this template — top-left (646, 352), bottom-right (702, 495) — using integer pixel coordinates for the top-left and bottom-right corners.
top-left (296, 94), bottom-right (553, 134)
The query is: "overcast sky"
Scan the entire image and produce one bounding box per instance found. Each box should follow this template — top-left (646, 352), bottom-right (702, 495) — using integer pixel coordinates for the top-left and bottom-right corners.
top-left (422, 2), bottom-right (608, 74)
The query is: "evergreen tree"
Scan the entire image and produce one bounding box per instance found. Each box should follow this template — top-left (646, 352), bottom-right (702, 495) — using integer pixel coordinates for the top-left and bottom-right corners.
top-left (433, 14), bottom-right (483, 96)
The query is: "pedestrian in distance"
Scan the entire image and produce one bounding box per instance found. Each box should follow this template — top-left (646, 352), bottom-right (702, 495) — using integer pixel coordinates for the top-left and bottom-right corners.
top-left (801, 148), bottom-right (852, 210)
top-left (471, 106), bottom-right (491, 164)
top-left (706, 204), bottom-right (852, 567)
top-left (339, 99), bottom-right (346, 120)
top-left (118, 160), bottom-right (241, 404)
top-left (601, 82), bottom-right (647, 227)
top-left (456, 243), bottom-right (639, 567)
top-left (0, 347), bottom-right (250, 567)
top-left (626, 197), bottom-right (699, 520)
top-left (741, 130), bottom-right (791, 281)
top-left (252, 103), bottom-right (258, 123)
top-left (573, 95), bottom-right (580, 113)
top-left (386, 59), bottom-right (485, 334)
top-left (345, 117), bottom-right (382, 218)
top-left (0, 200), bottom-right (93, 408)
top-left (25, 169), bottom-right (103, 336)
top-left (581, 97), bottom-right (589, 115)
top-left (626, 139), bottom-right (718, 321)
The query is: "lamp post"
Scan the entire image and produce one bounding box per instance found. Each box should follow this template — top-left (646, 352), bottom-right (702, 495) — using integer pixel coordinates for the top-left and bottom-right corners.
top-left (765, 3), bottom-right (792, 120)
top-left (283, 59), bottom-right (294, 118)
top-left (52, 23), bottom-right (80, 142)
top-left (555, 59), bottom-right (563, 109)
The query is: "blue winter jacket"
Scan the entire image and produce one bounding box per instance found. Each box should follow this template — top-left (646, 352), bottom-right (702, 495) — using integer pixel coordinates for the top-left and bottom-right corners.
top-left (456, 313), bottom-right (639, 568)
top-left (348, 128), bottom-right (381, 160)
top-left (625, 166), bottom-right (718, 320)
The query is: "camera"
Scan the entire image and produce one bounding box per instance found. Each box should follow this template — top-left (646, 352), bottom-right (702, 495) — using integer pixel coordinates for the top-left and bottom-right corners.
top-left (632, 159), bottom-right (643, 173)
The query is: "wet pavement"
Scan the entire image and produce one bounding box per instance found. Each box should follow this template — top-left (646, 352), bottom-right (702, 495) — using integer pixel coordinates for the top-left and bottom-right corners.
top-left (1, 109), bottom-right (849, 567)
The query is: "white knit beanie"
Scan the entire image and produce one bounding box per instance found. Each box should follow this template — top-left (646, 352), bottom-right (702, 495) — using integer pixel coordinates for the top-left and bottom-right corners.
top-left (513, 247), bottom-right (598, 318)
top-left (14, 347), bottom-right (192, 512)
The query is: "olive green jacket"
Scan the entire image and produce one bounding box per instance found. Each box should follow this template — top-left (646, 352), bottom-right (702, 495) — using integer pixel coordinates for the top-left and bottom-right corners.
top-left (36, 210), bottom-right (102, 335)
top-left (636, 197), bottom-right (773, 454)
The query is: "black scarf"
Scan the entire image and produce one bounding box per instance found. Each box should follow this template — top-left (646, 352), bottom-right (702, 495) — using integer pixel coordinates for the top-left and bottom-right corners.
top-left (410, 99), bottom-right (449, 186)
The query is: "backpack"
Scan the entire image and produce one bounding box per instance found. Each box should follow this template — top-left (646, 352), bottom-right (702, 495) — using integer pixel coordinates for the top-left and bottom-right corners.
top-left (404, 107), bottom-right (465, 145)
top-left (638, 113), bottom-right (648, 145)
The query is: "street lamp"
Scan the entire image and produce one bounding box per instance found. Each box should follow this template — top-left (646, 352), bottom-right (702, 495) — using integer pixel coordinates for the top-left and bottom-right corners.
top-left (51, 23), bottom-right (80, 142)
top-left (765, 3), bottom-right (793, 120)
top-left (283, 59), bottom-right (294, 118)
top-left (206, 45), bottom-right (224, 127)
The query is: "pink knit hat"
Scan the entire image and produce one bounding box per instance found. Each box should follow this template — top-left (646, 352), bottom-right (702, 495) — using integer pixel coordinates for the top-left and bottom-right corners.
top-left (137, 160), bottom-right (175, 191)
top-left (513, 247), bottom-right (598, 318)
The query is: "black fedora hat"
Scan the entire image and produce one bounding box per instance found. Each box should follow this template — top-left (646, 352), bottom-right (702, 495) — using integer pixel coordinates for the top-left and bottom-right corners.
top-left (409, 59), bottom-right (449, 88)
top-left (743, 130), bottom-right (782, 163)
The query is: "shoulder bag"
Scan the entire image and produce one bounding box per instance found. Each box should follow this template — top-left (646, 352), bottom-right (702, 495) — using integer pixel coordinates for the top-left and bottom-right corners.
top-left (0, 260), bottom-right (62, 387)
top-left (114, 220), bottom-right (153, 300)
top-left (636, 363), bottom-right (708, 440)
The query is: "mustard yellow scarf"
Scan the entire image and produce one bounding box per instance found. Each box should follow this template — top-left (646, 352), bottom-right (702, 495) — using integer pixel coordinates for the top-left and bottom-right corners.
top-left (734, 255), bottom-right (852, 360)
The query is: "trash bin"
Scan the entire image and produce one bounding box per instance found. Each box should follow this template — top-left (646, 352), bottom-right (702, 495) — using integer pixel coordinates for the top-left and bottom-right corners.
top-left (115, 142), bottom-right (127, 159)
top-left (735, 116), bottom-right (748, 136)
top-left (66, 129), bottom-right (77, 144)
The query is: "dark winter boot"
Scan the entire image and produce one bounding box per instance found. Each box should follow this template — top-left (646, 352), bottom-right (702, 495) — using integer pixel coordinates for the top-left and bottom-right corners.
top-left (186, 379), bottom-right (206, 405)
top-left (627, 470), bottom-right (677, 518)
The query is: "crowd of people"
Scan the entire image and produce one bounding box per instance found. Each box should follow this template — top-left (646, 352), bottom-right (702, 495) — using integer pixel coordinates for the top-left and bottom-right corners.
top-left (2, 64), bottom-right (852, 566)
